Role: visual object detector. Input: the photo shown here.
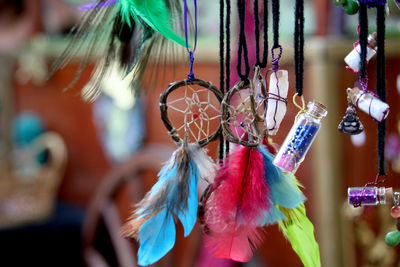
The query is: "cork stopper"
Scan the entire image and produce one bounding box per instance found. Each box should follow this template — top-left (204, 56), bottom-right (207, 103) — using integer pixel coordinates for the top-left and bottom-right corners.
top-left (306, 101), bottom-right (327, 118)
top-left (368, 32), bottom-right (377, 48)
top-left (385, 187), bottom-right (394, 204)
top-left (346, 87), bottom-right (362, 104)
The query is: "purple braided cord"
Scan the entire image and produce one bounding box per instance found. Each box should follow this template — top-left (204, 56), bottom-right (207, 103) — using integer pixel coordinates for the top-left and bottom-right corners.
top-left (184, 0), bottom-right (198, 82)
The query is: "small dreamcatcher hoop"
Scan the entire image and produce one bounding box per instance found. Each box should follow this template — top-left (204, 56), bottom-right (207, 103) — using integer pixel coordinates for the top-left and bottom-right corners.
top-left (160, 78), bottom-right (224, 147)
top-left (221, 79), bottom-right (262, 147)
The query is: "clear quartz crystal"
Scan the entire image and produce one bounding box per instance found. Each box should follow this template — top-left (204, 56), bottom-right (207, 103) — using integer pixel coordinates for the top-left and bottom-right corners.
top-left (254, 77), bottom-right (264, 102)
top-left (347, 87), bottom-right (389, 122)
top-left (266, 70), bottom-right (288, 135)
top-left (273, 101), bottom-right (327, 173)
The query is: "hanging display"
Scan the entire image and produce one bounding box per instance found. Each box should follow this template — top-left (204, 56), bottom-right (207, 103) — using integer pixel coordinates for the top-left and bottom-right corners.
top-left (121, 1), bottom-right (222, 265)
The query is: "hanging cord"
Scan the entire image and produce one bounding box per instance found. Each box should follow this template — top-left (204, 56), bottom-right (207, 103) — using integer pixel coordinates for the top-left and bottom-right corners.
top-left (358, 3), bottom-right (368, 89)
top-left (218, 0), bottom-right (225, 161)
top-left (254, 0), bottom-right (268, 68)
top-left (352, 3), bottom-right (387, 208)
top-left (294, 0), bottom-right (304, 96)
top-left (237, 0), bottom-right (250, 82)
top-left (225, 0), bottom-right (231, 154)
top-left (376, 5), bottom-right (386, 176)
top-left (184, 0), bottom-right (198, 83)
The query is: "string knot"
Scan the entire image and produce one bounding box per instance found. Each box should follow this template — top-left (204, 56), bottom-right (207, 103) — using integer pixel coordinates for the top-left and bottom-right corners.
top-left (271, 45), bottom-right (282, 72)
top-left (188, 51), bottom-right (195, 83)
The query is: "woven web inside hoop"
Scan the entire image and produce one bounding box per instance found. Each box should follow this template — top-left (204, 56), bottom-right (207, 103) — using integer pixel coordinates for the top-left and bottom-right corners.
top-left (166, 82), bottom-right (221, 144)
top-left (224, 88), bottom-right (259, 144)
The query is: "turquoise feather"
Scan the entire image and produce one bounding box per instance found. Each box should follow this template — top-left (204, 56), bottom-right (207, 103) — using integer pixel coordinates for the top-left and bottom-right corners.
top-left (138, 209), bottom-right (176, 266)
top-left (258, 205), bottom-right (286, 225)
top-left (135, 146), bottom-right (200, 265)
top-left (119, 0), bottom-right (186, 46)
top-left (258, 146), bottom-right (306, 209)
top-left (177, 161), bottom-right (199, 237)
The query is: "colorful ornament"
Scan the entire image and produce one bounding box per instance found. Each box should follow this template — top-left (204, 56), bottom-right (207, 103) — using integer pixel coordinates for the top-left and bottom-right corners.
top-left (121, 1), bottom-right (222, 265)
top-left (49, 0), bottom-right (187, 100)
top-left (273, 98), bottom-right (327, 173)
top-left (348, 186), bottom-right (392, 206)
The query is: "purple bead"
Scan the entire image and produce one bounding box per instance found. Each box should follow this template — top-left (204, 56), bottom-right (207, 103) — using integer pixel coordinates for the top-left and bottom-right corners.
top-left (348, 187), bottom-right (378, 206)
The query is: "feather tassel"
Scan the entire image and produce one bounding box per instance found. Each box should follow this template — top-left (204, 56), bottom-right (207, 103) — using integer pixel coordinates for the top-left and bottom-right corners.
top-left (258, 146), bottom-right (306, 210)
top-left (49, 0), bottom-right (185, 100)
top-left (204, 146), bottom-right (270, 262)
top-left (121, 143), bottom-right (214, 266)
top-left (278, 204), bottom-right (321, 267)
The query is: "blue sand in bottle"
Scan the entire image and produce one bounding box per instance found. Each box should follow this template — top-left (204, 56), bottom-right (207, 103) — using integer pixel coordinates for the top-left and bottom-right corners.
top-left (286, 124), bottom-right (319, 162)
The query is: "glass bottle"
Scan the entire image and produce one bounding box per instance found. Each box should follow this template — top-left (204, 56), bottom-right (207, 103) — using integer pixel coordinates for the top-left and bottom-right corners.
top-left (344, 32), bottom-right (377, 73)
top-left (348, 187), bottom-right (392, 206)
top-left (273, 101), bottom-right (327, 173)
top-left (347, 87), bottom-right (389, 123)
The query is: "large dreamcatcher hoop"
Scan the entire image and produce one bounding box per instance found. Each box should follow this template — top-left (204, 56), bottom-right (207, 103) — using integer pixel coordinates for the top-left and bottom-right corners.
top-left (221, 79), bottom-right (262, 147)
top-left (160, 78), bottom-right (224, 147)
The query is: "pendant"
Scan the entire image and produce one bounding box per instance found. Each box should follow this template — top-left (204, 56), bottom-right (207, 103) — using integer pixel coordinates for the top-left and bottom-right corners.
top-left (338, 104), bottom-right (364, 135)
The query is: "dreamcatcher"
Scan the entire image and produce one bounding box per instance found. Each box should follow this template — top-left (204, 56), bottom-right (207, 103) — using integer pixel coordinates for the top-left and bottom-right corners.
top-left (120, 1), bottom-right (223, 265)
top-left (334, 0), bottom-right (399, 248)
top-left (48, 0), bottom-right (187, 100)
top-left (199, 1), bottom-right (320, 266)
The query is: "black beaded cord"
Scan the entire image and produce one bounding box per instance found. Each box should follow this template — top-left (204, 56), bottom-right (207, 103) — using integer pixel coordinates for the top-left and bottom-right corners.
top-left (218, 0), bottom-right (232, 159)
top-left (358, 3), bottom-right (368, 81)
top-left (254, 0), bottom-right (268, 68)
top-left (294, 0), bottom-right (304, 96)
top-left (376, 5), bottom-right (386, 176)
top-left (237, 0), bottom-right (250, 82)
top-left (219, 0), bottom-right (225, 161)
top-left (272, 0), bottom-right (280, 49)
top-left (225, 0), bottom-right (231, 154)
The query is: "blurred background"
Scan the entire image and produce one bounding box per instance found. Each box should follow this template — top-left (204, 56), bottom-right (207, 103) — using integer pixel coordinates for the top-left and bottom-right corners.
top-left (0, 0), bottom-right (400, 266)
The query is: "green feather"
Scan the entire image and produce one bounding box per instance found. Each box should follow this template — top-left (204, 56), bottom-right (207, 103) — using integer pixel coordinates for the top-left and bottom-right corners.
top-left (118, 0), bottom-right (186, 47)
top-left (278, 204), bottom-right (321, 267)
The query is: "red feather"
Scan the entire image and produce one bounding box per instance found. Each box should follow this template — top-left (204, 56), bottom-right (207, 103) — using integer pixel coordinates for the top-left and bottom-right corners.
top-left (204, 146), bottom-right (270, 262)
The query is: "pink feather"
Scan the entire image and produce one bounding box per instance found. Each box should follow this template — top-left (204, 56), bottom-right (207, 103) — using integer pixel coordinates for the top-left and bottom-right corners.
top-left (204, 146), bottom-right (270, 262)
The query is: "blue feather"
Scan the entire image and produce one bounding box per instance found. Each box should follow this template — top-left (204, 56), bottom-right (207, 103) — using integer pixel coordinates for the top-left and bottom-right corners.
top-left (258, 205), bottom-right (287, 225)
top-left (258, 146), bottom-right (306, 209)
top-left (136, 147), bottom-right (200, 265)
top-left (176, 160), bottom-right (199, 237)
top-left (137, 209), bottom-right (176, 266)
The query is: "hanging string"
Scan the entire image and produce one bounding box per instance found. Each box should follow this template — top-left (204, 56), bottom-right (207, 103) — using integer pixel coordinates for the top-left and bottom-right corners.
top-left (352, 3), bottom-right (387, 208)
top-left (218, 0), bottom-right (225, 161)
top-left (272, 0), bottom-right (280, 49)
top-left (184, 0), bottom-right (198, 83)
top-left (358, 3), bottom-right (368, 85)
top-left (376, 5), bottom-right (386, 176)
top-left (225, 0), bottom-right (231, 154)
top-left (254, 0), bottom-right (268, 68)
top-left (294, 0), bottom-right (304, 96)
top-left (237, 0), bottom-right (250, 81)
